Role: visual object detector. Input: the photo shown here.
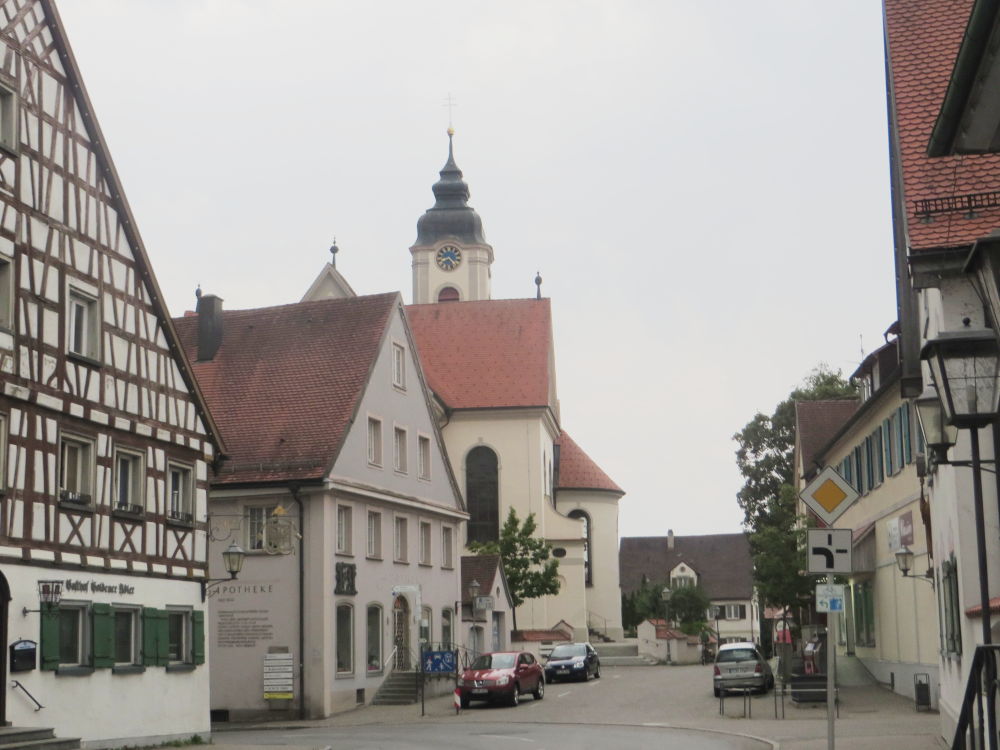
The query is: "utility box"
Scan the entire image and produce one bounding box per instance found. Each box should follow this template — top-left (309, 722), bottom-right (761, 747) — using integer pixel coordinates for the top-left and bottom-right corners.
top-left (914, 673), bottom-right (931, 711)
top-left (10, 639), bottom-right (36, 672)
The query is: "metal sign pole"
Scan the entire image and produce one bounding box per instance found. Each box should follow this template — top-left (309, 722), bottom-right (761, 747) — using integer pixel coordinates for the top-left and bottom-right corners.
top-left (827, 573), bottom-right (835, 750)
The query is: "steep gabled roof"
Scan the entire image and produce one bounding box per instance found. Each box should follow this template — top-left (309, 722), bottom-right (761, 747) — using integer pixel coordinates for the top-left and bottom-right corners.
top-left (405, 299), bottom-right (554, 411)
top-left (619, 534), bottom-right (752, 600)
top-left (886, 0), bottom-right (1000, 250)
top-left (38, 0), bottom-right (224, 453)
top-left (795, 400), bottom-right (860, 477)
top-left (173, 293), bottom-right (398, 484)
top-left (555, 431), bottom-right (623, 494)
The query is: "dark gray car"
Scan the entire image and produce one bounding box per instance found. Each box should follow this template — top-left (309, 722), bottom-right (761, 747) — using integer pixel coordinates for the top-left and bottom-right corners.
top-left (544, 642), bottom-right (601, 682)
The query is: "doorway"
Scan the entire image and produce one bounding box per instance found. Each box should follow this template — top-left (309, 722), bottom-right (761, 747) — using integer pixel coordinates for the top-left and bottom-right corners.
top-left (392, 596), bottom-right (410, 670)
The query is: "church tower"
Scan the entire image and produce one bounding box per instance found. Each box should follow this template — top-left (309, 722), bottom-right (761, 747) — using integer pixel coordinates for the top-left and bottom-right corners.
top-left (410, 130), bottom-right (494, 304)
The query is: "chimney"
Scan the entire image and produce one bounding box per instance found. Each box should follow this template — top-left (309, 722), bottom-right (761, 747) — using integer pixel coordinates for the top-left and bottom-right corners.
top-left (667, 529), bottom-right (674, 550)
top-left (196, 294), bottom-right (223, 361)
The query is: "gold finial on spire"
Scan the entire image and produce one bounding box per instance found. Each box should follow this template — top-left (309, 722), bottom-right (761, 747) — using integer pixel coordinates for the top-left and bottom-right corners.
top-left (448, 126), bottom-right (455, 136)
top-left (444, 93), bottom-right (457, 133)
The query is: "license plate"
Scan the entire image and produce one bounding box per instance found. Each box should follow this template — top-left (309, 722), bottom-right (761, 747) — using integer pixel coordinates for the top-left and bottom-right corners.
top-left (472, 688), bottom-right (488, 694)
top-left (557, 669), bottom-right (569, 674)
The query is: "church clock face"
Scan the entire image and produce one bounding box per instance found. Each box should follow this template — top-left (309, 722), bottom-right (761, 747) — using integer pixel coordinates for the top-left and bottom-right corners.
top-left (436, 245), bottom-right (462, 271)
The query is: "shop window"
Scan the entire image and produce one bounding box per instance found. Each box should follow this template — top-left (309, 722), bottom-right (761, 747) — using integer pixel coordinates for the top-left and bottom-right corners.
top-left (336, 604), bottom-right (353, 674)
top-left (852, 581), bottom-right (876, 648)
top-left (366, 605), bottom-right (382, 673)
top-left (167, 609), bottom-right (191, 663)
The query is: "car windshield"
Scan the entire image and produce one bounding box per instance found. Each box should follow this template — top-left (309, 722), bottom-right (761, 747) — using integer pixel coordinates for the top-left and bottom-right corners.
top-left (549, 645), bottom-right (587, 659)
top-left (470, 653), bottom-right (516, 669)
top-left (717, 648), bottom-right (758, 663)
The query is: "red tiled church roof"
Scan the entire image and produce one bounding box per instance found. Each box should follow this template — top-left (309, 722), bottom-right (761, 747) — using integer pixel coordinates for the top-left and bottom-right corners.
top-left (887, 0), bottom-right (1000, 250)
top-left (556, 432), bottom-right (623, 494)
top-left (405, 299), bottom-right (554, 410)
top-left (173, 293), bottom-right (398, 484)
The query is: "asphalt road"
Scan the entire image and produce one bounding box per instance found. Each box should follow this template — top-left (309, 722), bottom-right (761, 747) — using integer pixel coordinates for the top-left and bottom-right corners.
top-left (213, 663), bottom-right (944, 750)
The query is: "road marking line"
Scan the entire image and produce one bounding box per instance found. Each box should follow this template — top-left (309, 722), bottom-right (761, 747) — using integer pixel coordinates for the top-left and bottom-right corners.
top-left (477, 735), bottom-right (535, 743)
top-left (557, 691), bottom-right (570, 697)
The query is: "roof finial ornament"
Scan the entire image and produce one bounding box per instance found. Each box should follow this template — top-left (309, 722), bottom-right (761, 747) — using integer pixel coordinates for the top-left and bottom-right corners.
top-left (329, 237), bottom-right (339, 268)
top-left (534, 271), bottom-right (542, 300)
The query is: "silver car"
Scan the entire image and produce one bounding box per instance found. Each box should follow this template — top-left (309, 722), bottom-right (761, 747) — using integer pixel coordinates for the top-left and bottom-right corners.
top-left (713, 642), bottom-right (774, 696)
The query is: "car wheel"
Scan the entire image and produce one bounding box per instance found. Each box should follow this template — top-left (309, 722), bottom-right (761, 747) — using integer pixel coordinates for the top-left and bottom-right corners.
top-left (713, 687), bottom-right (721, 698)
top-left (510, 685), bottom-right (520, 707)
top-left (533, 677), bottom-right (544, 700)
top-left (594, 665), bottom-right (601, 679)
top-left (460, 694), bottom-right (471, 709)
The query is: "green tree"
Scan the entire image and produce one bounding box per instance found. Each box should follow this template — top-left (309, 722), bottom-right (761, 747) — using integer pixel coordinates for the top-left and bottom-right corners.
top-left (621, 576), bottom-right (666, 632)
top-left (469, 507), bottom-right (560, 631)
top-left (733, 365), bottom-right (856, 620)
top-left (666, 585), bottom-right (711, 636)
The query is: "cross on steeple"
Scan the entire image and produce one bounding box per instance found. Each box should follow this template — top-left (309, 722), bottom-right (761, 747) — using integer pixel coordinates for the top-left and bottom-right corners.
top-left (443, 93), bottom-right (457, 130)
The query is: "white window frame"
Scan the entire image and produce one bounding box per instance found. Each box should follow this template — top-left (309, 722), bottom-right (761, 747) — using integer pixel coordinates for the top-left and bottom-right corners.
top-left (442, 526), bottom-right (454, 569)
top-left (59, 433), bottom-right (94, 504)
top-left (245, 505), bottom-right (275, 551)
top-left (366, 604), bottom-right (382, 674)
top-left (418, 434), bottom-right (431, 480)
top-left (392, 342), bottom-right (406, 390)
top-left (166, 607), bottom-right (192, 664)
top-left (419, 520), bottom-right (432, 566)
top-left (724, 603), bottom-right (747, 620)
top-left (367, 510), bottom-right (382, 559)
top-left (0, 251), bottom-right (12, 331)
top-left (337, 504), bottom-right (353, 555)
top-left (112, 605), bottom-right (141, 666)
top-left (368, 417), bottom-right (383, 467)
top-left (66, 286), bottom-right (100, 361)
top-left (394, 516), bottom-right (408, 563)
top-left (166, 462), bottom-right (194, 523)
top-left (57, 601), bottom-right (90, 666)
top-left (0, 412), bottom-right (7, 495)
top-left (336, 603), bottom-right (354, 675)
top-left (394, 426), bottom-right (408, 474)
top-left (0, 80), bottom-right (18, 155)
top-left (113, 448), bottom-right (145, 513)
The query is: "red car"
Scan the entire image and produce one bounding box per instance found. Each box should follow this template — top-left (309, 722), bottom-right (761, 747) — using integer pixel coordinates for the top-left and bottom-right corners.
top-left (457, 651), bottom-right (545, 707)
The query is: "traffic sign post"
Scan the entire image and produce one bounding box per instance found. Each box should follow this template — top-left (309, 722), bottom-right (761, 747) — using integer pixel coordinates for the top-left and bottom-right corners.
top-left (808, 529), bottom-right (853, 575)
top-left (799, 466), bottom-right (859, 526)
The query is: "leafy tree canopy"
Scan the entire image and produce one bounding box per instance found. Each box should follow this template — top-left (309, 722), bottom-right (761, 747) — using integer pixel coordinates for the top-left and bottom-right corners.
top-left (469, 508), bottom-right (560, 630)
top-left (733, 365), bottom-right (856, 612)
top-left (666, 585), bottom-right (711, 635)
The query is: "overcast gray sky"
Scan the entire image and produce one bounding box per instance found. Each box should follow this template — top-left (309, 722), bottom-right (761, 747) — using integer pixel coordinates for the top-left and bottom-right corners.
top-left (56, 0), bottom-right (896, 540)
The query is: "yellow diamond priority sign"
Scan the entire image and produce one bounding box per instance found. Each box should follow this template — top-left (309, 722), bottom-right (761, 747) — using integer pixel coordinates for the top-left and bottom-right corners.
top-left (799, 466), bottom-right (859, 526)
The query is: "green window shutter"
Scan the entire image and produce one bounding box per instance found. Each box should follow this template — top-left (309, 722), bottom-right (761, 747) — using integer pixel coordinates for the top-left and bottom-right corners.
top-left (192, 610), bottom-right (205, 665)
top-left (142, 608), bottom-right (168, 666)
top-left (39, 604), bottom-right (60, 670)
top-left (92, 603), bottom-right (114, 668)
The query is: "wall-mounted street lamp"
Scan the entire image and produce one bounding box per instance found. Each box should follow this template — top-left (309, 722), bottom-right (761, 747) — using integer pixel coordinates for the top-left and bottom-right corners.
top-left (920, 325), bottom-right (1000, 743)
top-left (894, 545), bottom-right (933, 584)
top-left (22, 580), bottom-right (63, 616)
top-left (201, 542), bottom-right (247, 601)
top-left (660, 586), bottom-right (672, 622)
top-left (914, 385), bottom-right (959, 467)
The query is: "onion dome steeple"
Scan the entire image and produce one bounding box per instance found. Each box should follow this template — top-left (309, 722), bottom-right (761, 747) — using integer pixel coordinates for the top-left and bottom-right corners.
top-left (415, 129), bottom-right (487, 246)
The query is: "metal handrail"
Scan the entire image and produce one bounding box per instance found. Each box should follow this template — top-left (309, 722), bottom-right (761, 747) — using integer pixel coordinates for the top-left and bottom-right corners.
top-left (382, 645), bottom-right (398, 674)
top-left (10, 680), bottom-right (43, 711)
top-left (952, 644), bottom-right (1000, 749)
top-left (588, 611), bottom-right (608, 636)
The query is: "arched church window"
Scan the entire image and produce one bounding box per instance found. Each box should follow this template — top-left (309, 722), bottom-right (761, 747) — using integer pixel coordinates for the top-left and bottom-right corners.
top-left (438, 286), bottom-right (460, 303)
top-left (466, 446), bottom-right (499, 544)
top-left (568, 509), bottom-right (592, 585)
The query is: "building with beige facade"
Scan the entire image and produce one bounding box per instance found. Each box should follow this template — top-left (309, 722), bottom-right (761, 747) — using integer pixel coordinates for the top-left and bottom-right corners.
top-left (793, 339), bottom-right (938, 707)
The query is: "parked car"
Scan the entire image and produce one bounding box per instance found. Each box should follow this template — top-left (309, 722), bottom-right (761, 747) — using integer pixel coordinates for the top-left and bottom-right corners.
top-left (457, 651), bottom-right (545, 708)
top-left (544, 642), bottom-right (601, 682)
top-left (713, 642), bottom-right (774, 696)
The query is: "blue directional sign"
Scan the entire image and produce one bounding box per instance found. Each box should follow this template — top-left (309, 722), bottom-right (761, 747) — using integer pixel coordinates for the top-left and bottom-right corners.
top-left (423, 650), bottom-right (457, 674)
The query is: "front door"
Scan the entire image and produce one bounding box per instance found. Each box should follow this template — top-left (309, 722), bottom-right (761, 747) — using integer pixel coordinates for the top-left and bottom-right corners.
top-left (0, 571), bottom-right (9, 726)
top-left (393, 596), bottom-right (410, 670)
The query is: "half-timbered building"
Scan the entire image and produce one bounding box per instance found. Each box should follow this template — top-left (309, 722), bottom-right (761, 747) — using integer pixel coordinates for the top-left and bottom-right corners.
top-left (0, 0), bottom-right (224, 745)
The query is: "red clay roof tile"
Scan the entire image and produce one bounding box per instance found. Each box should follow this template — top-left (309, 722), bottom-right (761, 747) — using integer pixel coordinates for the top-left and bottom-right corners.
top-left (173, 293), bottom-right (398, 485)
top-left (887, 0), bottom-right (1000, 250)
top-left (405, 299), bottom-right (554, 410)
top-left (555, 432), bottom-right (623, 494)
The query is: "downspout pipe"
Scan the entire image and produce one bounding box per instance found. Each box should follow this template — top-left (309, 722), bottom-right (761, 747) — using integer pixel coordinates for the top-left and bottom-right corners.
top-left (290, 483), bottom-right (306, 720)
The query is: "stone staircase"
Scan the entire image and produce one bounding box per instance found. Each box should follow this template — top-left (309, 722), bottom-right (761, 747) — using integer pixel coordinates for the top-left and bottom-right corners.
top-left (0, 727), bottom-right (80, 750)
top-left (593, 639), bottom-right (658, 666)
top-left (371, 671), bottom-right (420, 705)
